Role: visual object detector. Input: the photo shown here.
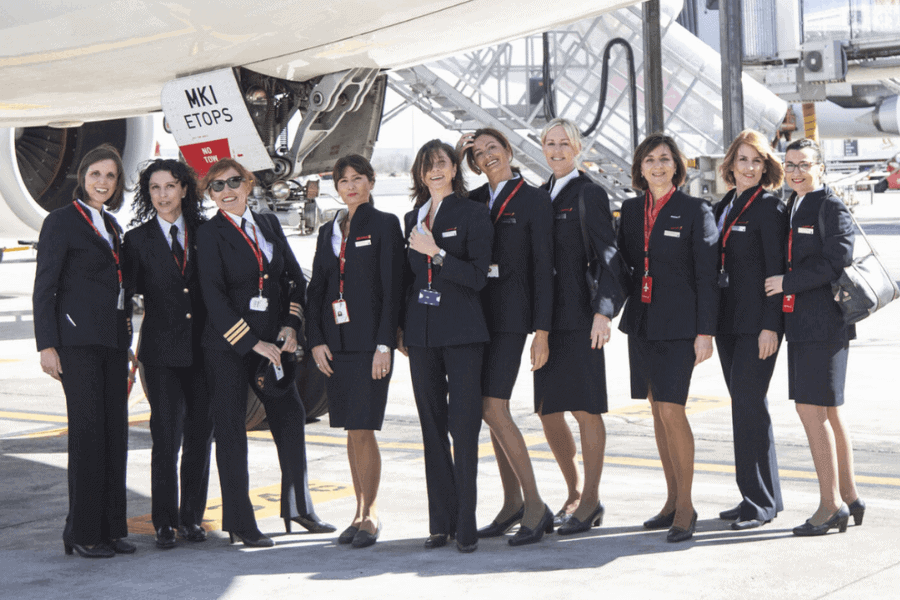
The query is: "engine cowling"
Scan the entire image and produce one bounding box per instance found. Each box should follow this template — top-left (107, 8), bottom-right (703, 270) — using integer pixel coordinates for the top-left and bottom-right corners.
top-left (0, 116), bottom-right (155, 238)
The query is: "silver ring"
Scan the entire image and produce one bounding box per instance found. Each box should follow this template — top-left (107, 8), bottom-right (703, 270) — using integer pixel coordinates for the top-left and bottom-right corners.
top-left (381, 369), bottom-right (387, 372)
top-left (603, 335), bottom-right (610, 340)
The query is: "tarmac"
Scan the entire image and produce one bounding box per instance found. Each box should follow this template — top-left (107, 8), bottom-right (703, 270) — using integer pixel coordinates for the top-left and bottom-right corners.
top-left (1, 184), bottom-right (899, 599)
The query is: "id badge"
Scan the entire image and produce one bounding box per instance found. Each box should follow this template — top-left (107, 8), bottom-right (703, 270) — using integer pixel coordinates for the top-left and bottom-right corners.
top-left (488, 264), bottom-right (499, 278)
top-left (718, 271), bottom-right (730, 288)
top-left (273, 363), bottom-right (284, 381)
top-left (332, 299), bottom-right (350, 324)
top-left (117, 287), bottom-right (125, 310)
top-left (641, 276), bottom-right (653, 304)
top-left (782, 294), bottom-right (795, 313)
top-left (418, 289), bottom-right (441, 306)
top-left (249, 295), bottom-right (269, 311)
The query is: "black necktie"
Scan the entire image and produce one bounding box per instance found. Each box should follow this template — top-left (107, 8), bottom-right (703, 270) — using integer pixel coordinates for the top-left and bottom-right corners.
top-left (170, 224), bottom-right (185, 267)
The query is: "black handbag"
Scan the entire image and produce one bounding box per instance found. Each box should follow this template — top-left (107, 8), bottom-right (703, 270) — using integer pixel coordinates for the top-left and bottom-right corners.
top-left (819, 201), bottom-right (899, 324)
top-left (578, 190), bottom-right (630, 317)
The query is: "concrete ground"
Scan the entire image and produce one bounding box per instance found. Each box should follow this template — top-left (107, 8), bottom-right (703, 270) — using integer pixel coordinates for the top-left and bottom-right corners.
top-left (1, 185), bottom-right (899, 599)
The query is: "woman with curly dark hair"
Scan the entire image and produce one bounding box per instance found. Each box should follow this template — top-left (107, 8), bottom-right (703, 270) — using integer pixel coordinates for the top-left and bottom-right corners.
top-left (124, 159), bottom-right (214, 549)
top-left (398, 139), bottom-right (493, 552)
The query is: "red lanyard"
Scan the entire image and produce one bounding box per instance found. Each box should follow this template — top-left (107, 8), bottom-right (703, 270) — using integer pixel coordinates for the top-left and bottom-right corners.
top-left (338, 233), bottom-right (348, 299)
top-left (173, 227), bottom-right (188, 276)
top-left (642, 187), bottom-right (676, 275)
top-left (424, 213), bottom-right (434, 288)
top-left (221, 210), bottom-right (265, 294)
top-left (719, 187), bottom-right (762, 270)
top-left (73, 201), bottom-right (122, 288)
top-left (491, 179), bottom-right (525, 223)
top-left (787, 228), bottom-right (793, 271)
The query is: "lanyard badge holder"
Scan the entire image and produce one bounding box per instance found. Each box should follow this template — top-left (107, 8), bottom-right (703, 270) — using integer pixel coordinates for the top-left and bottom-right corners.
top-left (783, 229), bottom-right (795, 312)
top-left (222, 211), bottom-right (269, 311)
top-left (73, 201), bottom-right (125, 310)
top-left (333, 235), bottom-right (351, 323)
top-left (487, 179), bottom-right (525, 279)
top-left (641, 187), bottom-right (677, 303)
top-left (718, 188), bottom-right (763, 289)
top-left (417, 215), bottom-right (441, 306)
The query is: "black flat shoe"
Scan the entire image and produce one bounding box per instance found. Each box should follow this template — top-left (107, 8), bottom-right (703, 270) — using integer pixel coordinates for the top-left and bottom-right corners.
top-left (509, 505), bottom-right (554, 546)
top-left (178, 524), bottom-right (207, 542)
top-left (424, 533), bottom-right (449, 549)
top-left (793, 505), bottom-right (850, 537)
top-left (477, 505), bottom-right (524, 538)
top-left (848, 498), bottom-right (866, 526)
top-left (667, 510), bottom-right (698, 543)
top-left (64, 542), bottom-right (115, 559)
top-left (643, 510), bottom-right (676, 530)
top-left (156, 526), bottom-right (177, 549)
top-left (338, 525), bottom-right (359, 545)
top-left (718, 504), bottom-right (742, 520)
top-left (351, 522), bottom-right (381, 548)
top-left (552, 508), bottom-right (571, 527)
top-left (557, 503), bottom-right (604, 536)
top-left (285, 514), bottom-right (337, 534)
top-left (456, 540), bottom-right (478, 553)
top-left (731, 519), bottom-right (770, 531)
top-left (228, 530), bottom-right (275, 547)
top-left (105, 538), bottom-right (136, 554)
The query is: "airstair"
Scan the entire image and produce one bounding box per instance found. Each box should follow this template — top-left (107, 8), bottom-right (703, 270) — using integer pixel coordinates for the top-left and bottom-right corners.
top-left (385, 3), bottom-right (788, 202)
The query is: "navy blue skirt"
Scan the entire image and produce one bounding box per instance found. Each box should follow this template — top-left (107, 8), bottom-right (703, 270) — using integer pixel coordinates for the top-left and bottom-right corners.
top-left (326, 351), bottom-right (391, 430)
top-left (534, 329), bottom-right (608, 415)
top-left (788, 339), bottom-right (849, 406)
top-left (627, 336), bottom-right (696, 406)
top-left (481, 332), bottom-right (528, 400)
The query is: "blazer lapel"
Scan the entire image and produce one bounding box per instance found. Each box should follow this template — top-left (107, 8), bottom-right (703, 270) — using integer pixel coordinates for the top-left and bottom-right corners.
top-left (149, 220), bottom-right (186, 280)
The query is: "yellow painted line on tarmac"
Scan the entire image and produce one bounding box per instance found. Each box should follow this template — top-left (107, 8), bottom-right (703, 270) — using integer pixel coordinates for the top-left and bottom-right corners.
top-left (6, 411), bottom-right (152, 439)
top-left (0, 358), bottom-right (22, 363)
top-left (0, 410), bottom-right (68, 424)
top-left (608, 395), bottom-right (731, 419)
top-left (127, 479), bottom-right (353, 535)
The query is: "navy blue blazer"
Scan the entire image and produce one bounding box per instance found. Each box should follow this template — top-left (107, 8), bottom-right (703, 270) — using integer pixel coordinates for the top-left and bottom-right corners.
top-left (618, 189), bottom-right (719, 340)
top-left (306, 202), bottom-right (404, 352)
top-left (715, 186), bottom-right (787, 335)
top-left (196, 210), bottom-right (306, 356)
top-left (782, 186), bottom-right (855, 343)
top-left (124, 218), bottom-right (206, 367)
top-left (470, 178), bottom-right (554, 334)
top-left (401, 193), bottom-right (493, 348)
top-left (542, 172), bottom-right (622, 329)
top-left (33, 202), bottom-right (132, 352)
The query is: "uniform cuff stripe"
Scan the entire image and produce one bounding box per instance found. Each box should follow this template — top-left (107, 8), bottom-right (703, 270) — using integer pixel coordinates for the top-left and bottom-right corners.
top-left (225, 321), bottom-right (250, 344)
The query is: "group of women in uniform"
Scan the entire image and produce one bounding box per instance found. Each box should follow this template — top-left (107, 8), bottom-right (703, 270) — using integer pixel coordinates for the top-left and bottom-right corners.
top-left (33, 119), bottom-right (864, 558)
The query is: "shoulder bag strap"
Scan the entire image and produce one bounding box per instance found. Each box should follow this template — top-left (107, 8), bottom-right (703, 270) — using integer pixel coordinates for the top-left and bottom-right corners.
top-left (578, 189), bottom-right (597, 262)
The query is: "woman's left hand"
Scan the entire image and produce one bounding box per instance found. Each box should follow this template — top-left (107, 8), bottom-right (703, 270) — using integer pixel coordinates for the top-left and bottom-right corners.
top-left (277, 326), bottom-right (298, 353)
top-left (758, 329), bottom-right (779, 360)
top-left (764, 275), bottom-right (784, 296)
top-left (590, 314), bottom-right (612, 349)
top-left (409, 225), bottom-right (441, 258)
top-left (694, 335), bottom-right (713, 365)
top-left (530, 330), bottom-right (550, 371)
top-left (372, 350), bottom-right (392, 380)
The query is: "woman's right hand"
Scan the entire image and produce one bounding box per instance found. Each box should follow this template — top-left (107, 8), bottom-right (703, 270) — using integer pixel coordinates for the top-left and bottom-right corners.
top-left (312, 344), bottom-right (334, 377)
top-left (396, 327), bottom-right (408, 357)
top-left (253, 340), bottom-right (283, 367)
top-left (40, 347), bottom-right (62, 381)
top-left (456, 132), bottom-right (475, 163)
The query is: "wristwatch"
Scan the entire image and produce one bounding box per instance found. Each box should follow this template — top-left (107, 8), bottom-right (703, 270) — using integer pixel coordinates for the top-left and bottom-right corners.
top-left (432, 248), bottom-right (446, 266)
top-left (376, 344), bottom-right (390, 353)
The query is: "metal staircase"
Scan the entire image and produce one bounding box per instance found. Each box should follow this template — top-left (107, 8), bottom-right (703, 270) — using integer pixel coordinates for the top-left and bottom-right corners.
top-left (385, 4), bottom-right (788, 203)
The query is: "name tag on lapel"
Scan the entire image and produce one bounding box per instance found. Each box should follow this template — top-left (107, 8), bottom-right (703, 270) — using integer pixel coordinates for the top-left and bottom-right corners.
top-left (442, 229), bottom-right (457, 238)
top-left (664, 230), bottom-right (680, 238)
top-left (499, 217), bottom-right (517, 225)
top-left (798, 227), bottom-right (814, 235)
top-left (355, 239), bottom-right (371, 247)
top-left (732, 225), bottom-right (746, 232)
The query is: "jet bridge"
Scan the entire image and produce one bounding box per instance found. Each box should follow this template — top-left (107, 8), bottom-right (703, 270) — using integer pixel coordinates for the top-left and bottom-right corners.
top-left (385, 1), bottom-right (788, 203)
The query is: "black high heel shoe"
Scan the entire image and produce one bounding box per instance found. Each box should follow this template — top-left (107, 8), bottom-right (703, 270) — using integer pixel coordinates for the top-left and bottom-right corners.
top-left (477, 505), bottom-right (525, 538)
top-left (228, 530), bottom-right (274, 547)
top-left (508, 504), bottom-right (554, 546)
top-left (284, 514), bottom-right (337, 534)
top-left (643, 510), bottom-right (676, 530)
top-left (848, 498), bottom-right (866, 526)
top-left (792, 504), bottom-right (850, 537)
top-left (557, 503), bottom-right (604, 536)
top-left (667, 510), bottom-right (698, 543)
top-left (64, 542), bottom-right (115, 558)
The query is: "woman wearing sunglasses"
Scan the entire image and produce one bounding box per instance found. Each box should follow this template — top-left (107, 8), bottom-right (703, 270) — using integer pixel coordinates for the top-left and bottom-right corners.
top-left (765, 138), bottom-right (864, 536)
top-left (196, 158), bottom-right (335, 547)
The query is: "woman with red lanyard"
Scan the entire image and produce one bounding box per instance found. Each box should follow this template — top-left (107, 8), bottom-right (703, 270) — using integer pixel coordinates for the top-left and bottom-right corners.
top-left (713, 130), bottom-right (786, 531)
top-left (306, 154), bottom-right (404, 548)
top-left (765, 138), bottom-right (863, 536)
top-left (457, 128), bottom-right (555, 545)
top-left (399, 139), bottom-right (493, 552)
top-left (33, 144), bottom-right (134, 558)
top-left (617, 133), bottom-right (719, 543)
top-left (532, 118), bottom-right (621, 536)
top-left (124, 159), bottom-right (213, 549)
top-left (197, 158), bottom-right (334, 547)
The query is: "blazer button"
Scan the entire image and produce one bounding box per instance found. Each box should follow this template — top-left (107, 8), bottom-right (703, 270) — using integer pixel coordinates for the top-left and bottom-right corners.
top-left (186, 313), bottom-right (192, 319)
top-left (183, 288), bottom-right (189, 294)
top-left (263, 274), bottom-right (269, 280)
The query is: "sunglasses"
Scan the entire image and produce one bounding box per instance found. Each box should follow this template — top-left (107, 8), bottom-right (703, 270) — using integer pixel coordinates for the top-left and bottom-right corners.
top-left (208, 176), bottom-right (244, 192)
